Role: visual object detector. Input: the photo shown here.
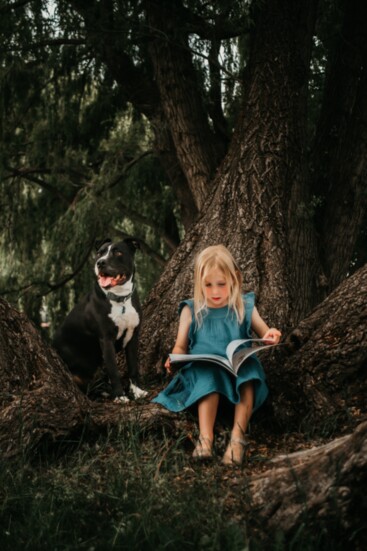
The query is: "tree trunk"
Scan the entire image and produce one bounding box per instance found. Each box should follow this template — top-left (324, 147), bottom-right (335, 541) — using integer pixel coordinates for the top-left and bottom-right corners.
top-left (313, 0), bottom-right (367, 293)
top-left (229, 0), bottom-right (320, 323)
top-left (248, 421), bottom-right (367, 544)
top-left (139, 0), bottom-right (319, 373)
top-left (146, 0), bottom-right (223, 212)
top-left (264, 262), bottom-right (367, 430)
top-left (150, 110), bottom-right (199, 230)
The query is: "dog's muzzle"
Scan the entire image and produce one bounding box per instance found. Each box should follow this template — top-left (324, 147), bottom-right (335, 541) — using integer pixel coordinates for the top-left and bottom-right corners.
top-left (97, 272), bottom-right (127, 289)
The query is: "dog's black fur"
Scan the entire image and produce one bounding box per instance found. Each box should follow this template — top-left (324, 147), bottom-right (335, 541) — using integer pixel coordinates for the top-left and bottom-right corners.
top-left (53, 238), bottom-right (146, 401)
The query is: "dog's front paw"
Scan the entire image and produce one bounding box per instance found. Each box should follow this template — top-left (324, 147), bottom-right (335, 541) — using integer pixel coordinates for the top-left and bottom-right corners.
top-left (113, 395), bottom-right (130, 404)
top-left (130, 381), bottom-right (148, 399)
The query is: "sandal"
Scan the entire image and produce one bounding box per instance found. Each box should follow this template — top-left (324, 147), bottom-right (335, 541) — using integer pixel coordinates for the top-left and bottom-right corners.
top-left (222, 437), bottom-right (249, 466)
top-left (192, 436), bottom-right (214, 460)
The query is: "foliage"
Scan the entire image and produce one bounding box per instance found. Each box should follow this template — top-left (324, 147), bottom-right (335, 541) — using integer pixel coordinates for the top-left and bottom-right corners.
top-left (0, 1), bottom-right (177, 329)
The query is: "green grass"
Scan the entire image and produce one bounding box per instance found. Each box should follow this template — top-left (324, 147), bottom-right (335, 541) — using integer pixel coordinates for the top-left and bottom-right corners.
top-left (0, 425), bottom-right (249, 551)
top-left (0, 422), bottom-right (363, 551)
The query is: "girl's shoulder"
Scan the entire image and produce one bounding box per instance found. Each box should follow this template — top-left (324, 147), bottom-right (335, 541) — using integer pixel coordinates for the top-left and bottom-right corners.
top-left (178, 298), bottom-right (194, 316)
top-left (243, 291), bottom-right (255, 304)
top-left (242, 292), bottom-right (256, 332)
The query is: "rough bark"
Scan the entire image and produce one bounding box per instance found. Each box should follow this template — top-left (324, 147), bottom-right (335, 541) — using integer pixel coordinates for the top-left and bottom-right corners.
top-left (313, 0), bottom-right (367, 293)
top-left (241, 0), bottom-right (320, 321)
top-left (0, 298), bottom-right (88, 457)
top-left (248, 421), bottom-right (367, 543)
top-left (264, 263), bottom-right (367, 430)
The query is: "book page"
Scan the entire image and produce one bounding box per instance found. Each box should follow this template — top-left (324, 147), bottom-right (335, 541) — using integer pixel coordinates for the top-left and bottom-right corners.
top-left (231, 342), bottom-right (281, 372)
top-left (225, 338), bottom-right (266, 366)
top-left (169, 353), bottom-right (233, 371)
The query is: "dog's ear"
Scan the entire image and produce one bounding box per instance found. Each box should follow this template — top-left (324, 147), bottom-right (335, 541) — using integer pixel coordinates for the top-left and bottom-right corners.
top-left (95, 238), bottom-right (112, 251)
top-left (124, 237), bottom-right (141, 255)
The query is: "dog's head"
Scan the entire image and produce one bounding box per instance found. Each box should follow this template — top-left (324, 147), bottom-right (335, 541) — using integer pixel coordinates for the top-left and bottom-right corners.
top-left (94, 238), bottom-right (140, 290)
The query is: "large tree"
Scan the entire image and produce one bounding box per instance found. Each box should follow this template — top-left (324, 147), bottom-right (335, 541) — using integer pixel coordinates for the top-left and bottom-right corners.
top-left (138, 0), bottom-right (367, 371)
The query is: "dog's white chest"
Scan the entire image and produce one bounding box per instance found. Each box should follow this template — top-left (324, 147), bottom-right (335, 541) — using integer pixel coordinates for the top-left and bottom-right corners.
top-left (109, 300), bottom-right (140, 346)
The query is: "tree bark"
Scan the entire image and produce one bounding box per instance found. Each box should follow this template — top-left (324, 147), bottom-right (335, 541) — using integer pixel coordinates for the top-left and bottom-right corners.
top-left (0, 297), bottom-right (88, 458)
top-left (240, 0), bottom-right (320, 322)
top-left (248, 421), bottom-right (367, 544)
top-left (264, 263), bottom-right (367, 430)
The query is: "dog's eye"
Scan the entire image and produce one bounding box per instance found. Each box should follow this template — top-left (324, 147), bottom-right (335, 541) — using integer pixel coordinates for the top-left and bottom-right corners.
top-left (114, 251), bottom-right (123, 257)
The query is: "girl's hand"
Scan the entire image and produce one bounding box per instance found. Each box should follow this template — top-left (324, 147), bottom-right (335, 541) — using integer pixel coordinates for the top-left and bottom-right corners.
top-left (164, 357), bottom-right (172, 374)
top-left (262, 328), bottom-right (282, 344)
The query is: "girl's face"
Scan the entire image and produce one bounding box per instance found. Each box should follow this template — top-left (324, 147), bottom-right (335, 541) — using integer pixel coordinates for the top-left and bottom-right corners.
top-left (203, 268), bottom-right (229, 308)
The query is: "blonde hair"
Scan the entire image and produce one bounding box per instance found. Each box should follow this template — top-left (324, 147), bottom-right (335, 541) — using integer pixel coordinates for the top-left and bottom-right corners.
top-left (193, 245), bottom-right (244, 326)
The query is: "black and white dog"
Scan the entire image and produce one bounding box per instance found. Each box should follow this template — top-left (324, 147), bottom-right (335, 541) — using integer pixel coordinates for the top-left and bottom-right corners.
top-left (53, 238), bottom-right (147, 402)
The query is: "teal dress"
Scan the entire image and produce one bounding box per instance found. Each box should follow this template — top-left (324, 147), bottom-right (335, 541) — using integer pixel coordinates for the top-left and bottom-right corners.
top-left (152, 292), bottom-right (269, 413)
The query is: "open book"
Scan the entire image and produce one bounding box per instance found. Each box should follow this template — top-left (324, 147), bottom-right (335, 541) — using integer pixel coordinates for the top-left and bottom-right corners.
top-left (169, 338), bottom-right (281, 378)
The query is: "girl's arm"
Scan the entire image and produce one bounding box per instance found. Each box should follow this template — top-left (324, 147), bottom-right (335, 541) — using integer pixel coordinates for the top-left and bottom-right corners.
top-left (251, 306), bottom-right (282, 344)
top-left (164, 305), bottom-right (192, 372)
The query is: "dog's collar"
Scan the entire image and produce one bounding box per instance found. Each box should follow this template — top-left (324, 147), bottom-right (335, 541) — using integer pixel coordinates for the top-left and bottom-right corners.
top-left (106, 288), bottom-right (134, 303)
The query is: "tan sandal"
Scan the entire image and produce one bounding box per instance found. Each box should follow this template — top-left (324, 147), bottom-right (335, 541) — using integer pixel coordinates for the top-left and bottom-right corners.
top-left (192, 436), bottom-right (214, 460)
top-left (222, 437), bottom-right (249, 466)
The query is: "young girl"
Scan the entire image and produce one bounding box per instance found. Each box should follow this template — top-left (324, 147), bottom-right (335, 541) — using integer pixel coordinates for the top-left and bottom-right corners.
top-left (152, 245), bottom-right (281, 465)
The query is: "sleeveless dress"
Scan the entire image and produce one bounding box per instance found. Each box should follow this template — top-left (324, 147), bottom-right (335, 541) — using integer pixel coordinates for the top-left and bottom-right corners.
top-left (152, 292), bottom-right (269, 413)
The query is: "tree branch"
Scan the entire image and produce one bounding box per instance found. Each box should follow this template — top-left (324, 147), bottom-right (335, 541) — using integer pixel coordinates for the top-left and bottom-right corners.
top-left (0, 38), bottom-right (86, 53)
top-left (103, 150), bottom-right (154, 193)
top-left (4, 169), bottom-right (72, 204)
top-left (115, 201), bottom-right (177, 254)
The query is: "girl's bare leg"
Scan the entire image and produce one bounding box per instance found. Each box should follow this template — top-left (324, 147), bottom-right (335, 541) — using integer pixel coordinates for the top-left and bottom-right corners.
top-left (232, 381), bottom-right (254, 438)
top-left (193, 392), bottom-right (220, 457)
top-left (223, 382), bottom-right (254, 465)
top-left (198, 392), bottom-right (220, 440)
